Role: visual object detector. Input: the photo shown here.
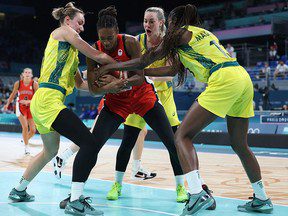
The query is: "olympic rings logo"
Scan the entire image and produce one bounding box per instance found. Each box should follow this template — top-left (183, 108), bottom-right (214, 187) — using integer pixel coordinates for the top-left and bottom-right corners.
top-left (248, 128), bottom-right (260, 134)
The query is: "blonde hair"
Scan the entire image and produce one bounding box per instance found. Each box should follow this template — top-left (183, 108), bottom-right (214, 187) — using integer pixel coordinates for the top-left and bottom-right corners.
top-left (22, 67), bottom-right (33, 74)
top-left (52, 2), bottom-right (84, 24)
top-left (145, 7), bottom-right (166, 37)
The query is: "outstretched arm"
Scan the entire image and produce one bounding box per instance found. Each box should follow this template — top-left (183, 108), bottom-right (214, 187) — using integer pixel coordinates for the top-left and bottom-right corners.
top-left (95, 42), bottom-right (165, 78)
top-left (4, 81), bottom-right (19, 110)
top-left (62, 26), bottom-right (116, 65)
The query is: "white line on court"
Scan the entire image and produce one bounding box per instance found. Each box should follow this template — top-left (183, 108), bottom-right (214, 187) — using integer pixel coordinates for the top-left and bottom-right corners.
top-left (0, 202), bottom-right (177, 215)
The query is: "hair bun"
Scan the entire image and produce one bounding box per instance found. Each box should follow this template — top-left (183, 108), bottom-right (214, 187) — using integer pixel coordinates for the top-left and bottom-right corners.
top-left (98, 6), bottom-right (117, 19)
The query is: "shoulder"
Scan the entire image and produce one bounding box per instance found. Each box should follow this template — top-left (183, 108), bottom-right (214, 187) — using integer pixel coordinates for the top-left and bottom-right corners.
top-left (180, 28), bottom-right (192, 45)
top-left (124, 34), bottom-right (138, 44)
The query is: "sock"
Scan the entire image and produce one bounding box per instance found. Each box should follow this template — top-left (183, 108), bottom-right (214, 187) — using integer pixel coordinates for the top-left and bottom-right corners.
top-left (70, 182), bottom-right (85, 202)
top-left (133, 160), bottom-right (141, 171)
top-left (59, 147), bottom-right (74, 162)
top-left (15, 176), bottom-right (30, 191)
top-left (175, 175), bottom-right (185, 186)
top-left (115, 171), bottom-right (125, 185)
top-left (185, 170), bottom-right (203, 194)
top-left (200, 175), bottom-right (205, 186)
top-left (252, 180), bottom-right (268, 200)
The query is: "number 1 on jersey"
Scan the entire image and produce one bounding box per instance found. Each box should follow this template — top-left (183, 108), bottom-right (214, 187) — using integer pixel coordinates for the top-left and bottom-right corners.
top-left (210, 40), bottom-right (230, 58)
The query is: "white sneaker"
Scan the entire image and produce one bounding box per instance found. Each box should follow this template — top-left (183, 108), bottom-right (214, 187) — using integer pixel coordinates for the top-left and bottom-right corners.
top-left (131, 167), bottom-right (156, 181)
top-left (24, 147), bottom-right (30, 155)
top-left (52, 156), bottom-right (66, 179)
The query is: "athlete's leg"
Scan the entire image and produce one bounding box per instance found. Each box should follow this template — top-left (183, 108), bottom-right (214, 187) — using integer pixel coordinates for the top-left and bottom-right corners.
top-left (9, 131), bottom-right (60, 202)
top-left (227, 116), bottom-right (273, 213)
top-left (106, 124), bottom-right (141, 200)
top-left (116, 125), bottom-right (141, 173)
top-left (18, 115), bottom-right (29, 145)
top-left (144, 102), bottom-right (183, 176)
top-left (175, 101), bottom-right (217, 215)
top-left (27, 118), bottom-right (36, 140)
top-left (132, 127), bottom-right (147, 161)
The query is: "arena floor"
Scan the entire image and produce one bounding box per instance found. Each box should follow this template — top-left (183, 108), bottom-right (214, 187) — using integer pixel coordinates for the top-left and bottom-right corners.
top-left (0, 132), bottom-right (287, 216)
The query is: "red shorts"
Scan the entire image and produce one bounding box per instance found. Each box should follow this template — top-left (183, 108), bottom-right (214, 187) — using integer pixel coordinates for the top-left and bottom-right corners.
top-left (16, 104), bottom-right (33, 119)
top-left (104, 82), bottom-right (157, 120)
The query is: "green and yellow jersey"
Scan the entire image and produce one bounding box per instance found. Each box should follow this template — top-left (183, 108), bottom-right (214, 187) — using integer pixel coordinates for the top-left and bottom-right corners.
top-left (178, 26), bottom-right (236, 83)
top-left (39, 34), bottom-right (79, 95)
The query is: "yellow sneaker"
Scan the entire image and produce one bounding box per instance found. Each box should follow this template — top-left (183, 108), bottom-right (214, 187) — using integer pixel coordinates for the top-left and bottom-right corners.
top-left (106, 182), bottom-right (122, 200)
top-left (176, 184), bottom-right (188, 203)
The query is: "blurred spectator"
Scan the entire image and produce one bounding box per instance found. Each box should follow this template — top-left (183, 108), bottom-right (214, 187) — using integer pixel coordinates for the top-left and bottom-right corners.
top-left (88, 105), bottom-right (98, 119)
top-left (268, 35), bottom-right (278, 60)
top-left (226, 44), bottom-right (236, 58)
top-left (79, 106), bottom-right (90, 120)
top-left (282, 104), bottom-right (288, 110)
top-left (258, 62), bottom-right (271, 79)
top-left (274, 61), bottom-right (288, 79)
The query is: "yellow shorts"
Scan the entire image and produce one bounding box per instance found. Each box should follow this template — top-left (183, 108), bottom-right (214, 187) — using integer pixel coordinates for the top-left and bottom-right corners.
top-left (124, 87), bottom-right (180, 129)
top-left (198, 66), bottom-right (254, 118)
top-left (30, 88), bottom-right (66, 134)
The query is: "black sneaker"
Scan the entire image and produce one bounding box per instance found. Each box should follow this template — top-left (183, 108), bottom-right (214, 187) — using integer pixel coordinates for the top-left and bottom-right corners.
top-left (202, 184), bottom-right (216, 210)
top-left (8, 188), bottom-right (35, 202)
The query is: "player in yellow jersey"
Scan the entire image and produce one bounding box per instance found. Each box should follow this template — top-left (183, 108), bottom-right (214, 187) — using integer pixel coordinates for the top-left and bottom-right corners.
top-left (8, 2), bottom-right (126, 215)
top-left (96, 4), bottom-right (273, 215)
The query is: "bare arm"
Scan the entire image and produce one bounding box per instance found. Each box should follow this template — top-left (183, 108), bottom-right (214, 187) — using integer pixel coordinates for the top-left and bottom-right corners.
top-left (75, 69), bottom-right (89, 91)
top-left (148, 61), bottom-right (174, 81)
top-left (123, 35), bottom-right (144, 87)
top-left (4, 81), bottom-right (19, 110)
top-left (95, 42), bottom-right (165, 78)
top-left (61, 26), bottom-right (116, 65)
top-left (144, 65), bottom-right (177, 77)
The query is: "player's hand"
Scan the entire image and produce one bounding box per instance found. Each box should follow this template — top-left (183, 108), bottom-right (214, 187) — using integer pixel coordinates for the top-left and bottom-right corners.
top-left (3, 104), bottom-right (8, 111)
top-left (94, 66), bottom-right (109, 81)
top-left (109, 79), bottom-right (128, 94)
top-left (98, 75), bottom-right (118, 87)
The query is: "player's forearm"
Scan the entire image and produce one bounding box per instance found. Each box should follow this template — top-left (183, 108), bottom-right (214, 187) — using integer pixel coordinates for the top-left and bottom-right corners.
top-left (126, 71), bottom-right (145, 87)
top-left (144, 66), bottom-right (176, 77)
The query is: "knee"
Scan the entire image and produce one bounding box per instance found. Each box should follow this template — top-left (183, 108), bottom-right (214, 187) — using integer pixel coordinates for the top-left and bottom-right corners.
top-left (175, 129), bottom-right (193, 148)
top-left (30, 127), bottom-right (36, 135)
top-left (21, 124), bottom-right (28, 131)
top-left (231, 143), bottom-right (249, 156)
top-left (45, 146), bottom-right (59, 160)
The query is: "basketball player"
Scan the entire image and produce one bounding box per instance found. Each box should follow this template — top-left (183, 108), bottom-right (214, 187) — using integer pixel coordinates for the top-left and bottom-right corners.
top-left (8, 2), bottom-right (122, 215)
top-left (4, 68), bottom-right (38, 154)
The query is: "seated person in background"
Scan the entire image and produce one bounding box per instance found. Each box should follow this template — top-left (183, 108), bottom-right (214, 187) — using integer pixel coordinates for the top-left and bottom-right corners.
top-left (274, 61), bottom-right (288, 79)
top-left (226, 43), bottom-right (236, 58)
top-left (258, 62), bottom-right (271, 79)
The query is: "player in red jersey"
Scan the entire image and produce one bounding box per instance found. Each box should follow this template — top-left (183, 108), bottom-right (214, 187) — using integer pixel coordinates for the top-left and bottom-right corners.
top-left (59, 6), bottom-right (186, 209)
top-left (4, 68), bottom-right (38, 154)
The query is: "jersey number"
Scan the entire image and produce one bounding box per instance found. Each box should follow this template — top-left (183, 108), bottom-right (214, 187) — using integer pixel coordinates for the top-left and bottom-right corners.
top-left (210, 40), bottom-right (230, 58)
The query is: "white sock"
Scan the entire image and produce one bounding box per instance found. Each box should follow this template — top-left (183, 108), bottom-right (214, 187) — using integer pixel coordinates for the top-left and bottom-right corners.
top-left (70, 182), bottom-right (85, 202)
top-left (200, 175), bottom-right (205, 185)
top-left (185, 170), bottom-right (203, 194)
top-left (59, 147), bottom-right (74, 162)
top-left (252, 180), bottom-right (268, 200)
top-left (15, 176), bottom-right (30, 191)
top-left (133, 160), bottom-right (141, 171)
top-left (115, 171), bottom-right (125, 185)
top-left (175, 175), bottom-right (185, 186)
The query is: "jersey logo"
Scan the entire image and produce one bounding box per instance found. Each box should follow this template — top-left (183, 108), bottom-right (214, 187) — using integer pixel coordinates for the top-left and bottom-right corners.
top-left (118, 49), bottom-right (123, 56)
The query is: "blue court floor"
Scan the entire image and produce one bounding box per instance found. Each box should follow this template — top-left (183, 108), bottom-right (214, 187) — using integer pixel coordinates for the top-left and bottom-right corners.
top-left (0, 172), bottom-right (287, 216)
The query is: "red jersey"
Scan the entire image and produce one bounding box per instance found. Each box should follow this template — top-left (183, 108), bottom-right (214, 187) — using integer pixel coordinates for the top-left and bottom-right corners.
top-left (96, 34), bottom-right (157, 119)
top-left (18, 79), bottom-right (34, 105)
